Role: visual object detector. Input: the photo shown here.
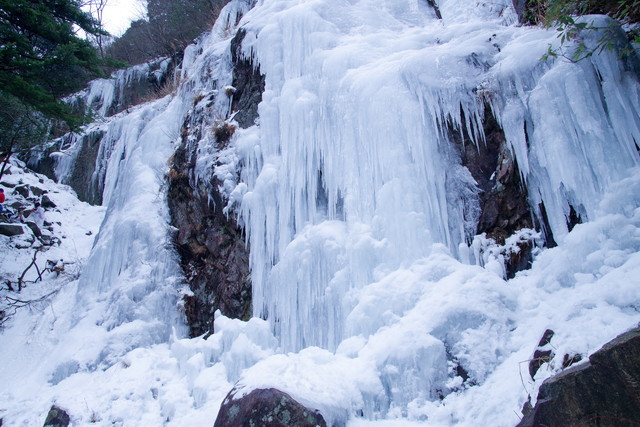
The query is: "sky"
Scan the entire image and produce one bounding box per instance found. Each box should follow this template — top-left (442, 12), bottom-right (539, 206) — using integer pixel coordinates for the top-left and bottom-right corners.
top-left (89, 0), bottom-right (147, 37)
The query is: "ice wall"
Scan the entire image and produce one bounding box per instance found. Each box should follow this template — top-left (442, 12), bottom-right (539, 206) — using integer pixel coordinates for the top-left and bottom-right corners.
top-left (67, 57), bottom-right (174, 117)
top-left (228, 0), bottom-right (640, 357)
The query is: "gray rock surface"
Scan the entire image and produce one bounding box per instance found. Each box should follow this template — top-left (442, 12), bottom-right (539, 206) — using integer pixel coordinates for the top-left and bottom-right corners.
top-left (518, 327), bottom-right (640, 427)
top-left (214, 388), bottom-right (326, 427)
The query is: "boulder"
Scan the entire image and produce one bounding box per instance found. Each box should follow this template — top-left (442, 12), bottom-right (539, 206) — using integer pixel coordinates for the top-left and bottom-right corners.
top-left (30, 186), bottom-right (46, 197)
top-left (43, 405), bottom-right (70, 427)
top-left (518, 327), bottom-right (640, 427)
top-left (0, 223), bottom-right (25, 236)
top-left (214, 388), bottom-right (326, 427)
top-left (25, 221), bottom-right (42, 238)
top-left (41, 194), bottom-right (57, 209)
top-left (12, 185), bottom-right (30, 198)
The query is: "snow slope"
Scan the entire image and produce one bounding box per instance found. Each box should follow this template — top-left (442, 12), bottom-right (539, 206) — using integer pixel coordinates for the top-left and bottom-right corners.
top-left (1, 0), bottom-right (639, 425)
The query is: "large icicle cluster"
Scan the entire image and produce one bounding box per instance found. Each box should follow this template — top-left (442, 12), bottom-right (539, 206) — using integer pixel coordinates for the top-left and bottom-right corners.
top-left (232, 0), bottom-right (640, 356)
top-left (221, 0), bottom-right (640, 421)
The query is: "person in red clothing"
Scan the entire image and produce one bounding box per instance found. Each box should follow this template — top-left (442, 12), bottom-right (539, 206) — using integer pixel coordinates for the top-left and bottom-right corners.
top-left (0, 188), bottom-right (5, 212)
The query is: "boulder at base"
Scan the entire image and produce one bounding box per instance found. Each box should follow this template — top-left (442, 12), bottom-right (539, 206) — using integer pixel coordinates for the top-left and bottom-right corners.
top-left (43, 405), bottom-right (70, 427)
top-left (518, 326), bottom-right (640, 426)
top-left (214, 388), bottom-right (326, 427)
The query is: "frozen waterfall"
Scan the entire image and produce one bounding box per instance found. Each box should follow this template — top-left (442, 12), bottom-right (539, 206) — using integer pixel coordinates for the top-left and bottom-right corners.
top-left (232, 0), bottom-right (640, 355)
top-left (2, 0), bottom-right (640, 425)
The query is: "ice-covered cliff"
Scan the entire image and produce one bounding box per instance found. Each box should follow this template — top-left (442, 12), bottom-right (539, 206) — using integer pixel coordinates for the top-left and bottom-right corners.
top-left (1, 0), bottom-right (640, 425)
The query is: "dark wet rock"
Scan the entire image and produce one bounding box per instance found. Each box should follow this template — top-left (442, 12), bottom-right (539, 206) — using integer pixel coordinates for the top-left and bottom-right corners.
top-left (55, 130), bottom-right (105, 206)
top-left (41, 194), bottom-right (57, 209)
top-left (566, 204), bottom-right (583, 232)
top-left (452, 105), bottom-right (536, 276)
top-left (166, 22), bottom-right (260, 337)
top-left (505, 239), bottom-right (534, 280)
top-left (214, 388), bottom-right (326, 427)
top-left (168, 142), bottom-right (252, 337)
top-left (43, 405), bottom-right (70, 427)
top-left (12, 185), bottom-right (30, 198)
top-left (454, 107), bottom-right (534, 243)
top-left (230, 29), bottom-right (266, 129)
top-left (0, 223), bottom-right (25, 236)
top-left (518, 327), bottom-right (640, 427)
top-left (426, 0), bottom-right (442, 19)
top-left (536, 201), bottom-right (557, 248)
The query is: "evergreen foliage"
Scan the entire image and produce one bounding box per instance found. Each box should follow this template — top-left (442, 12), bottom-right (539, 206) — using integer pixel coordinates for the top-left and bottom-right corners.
top-left (0, 0), bottom-right (108, 123)
top-left (0, 0), bottom-right (114, 172)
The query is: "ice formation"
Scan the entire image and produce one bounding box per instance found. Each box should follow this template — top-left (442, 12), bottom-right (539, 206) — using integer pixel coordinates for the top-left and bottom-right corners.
top-left (1, 0), bottom-right (639, 425)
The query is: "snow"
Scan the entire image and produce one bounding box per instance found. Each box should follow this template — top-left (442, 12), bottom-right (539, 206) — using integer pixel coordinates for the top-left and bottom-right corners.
top-left (1, 0), bottom-right (640, 426)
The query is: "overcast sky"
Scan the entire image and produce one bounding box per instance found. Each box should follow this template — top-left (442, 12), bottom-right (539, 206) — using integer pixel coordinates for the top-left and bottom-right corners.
top-left (98, 0), bottom-right (147, 36)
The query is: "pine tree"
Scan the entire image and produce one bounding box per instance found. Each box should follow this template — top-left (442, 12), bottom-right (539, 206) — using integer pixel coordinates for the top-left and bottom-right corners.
top-left (0, 0), bottom-right (112, 177)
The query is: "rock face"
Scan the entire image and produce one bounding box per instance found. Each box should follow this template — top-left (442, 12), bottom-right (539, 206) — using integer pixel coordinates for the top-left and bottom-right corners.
top-left (214, 388), bottom-right (327, 427)
top-left (456, 107), bottom-right (533, 244)
top-left (168, 143), bottom-right (252, 336)
top-left (230, 29), bottom-right (266, 129)
top-left (166, 25), bottom-right (264, 337)
top-left (453, 105), bottom-right (535, 277)
top-left (518, 327), bottom-right (640, 427)
top-left (56, 129), bottom-right (106, 205)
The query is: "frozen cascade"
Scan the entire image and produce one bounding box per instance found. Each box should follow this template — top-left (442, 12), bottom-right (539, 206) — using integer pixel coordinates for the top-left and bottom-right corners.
top-left (221, 0), bottom-right (640, 419)
top-left (2, 0), bottom-right (640, 425)
top-left (42, 0), bottom-right (257, 376)
top-left (232, 0), bottom-right (640, 360)
top-left (489, 14), bottom-right (640, 239)
top-left (238, 0), bottom-right (490, 354)
top-left (67, 57), bottom-right (174, 118)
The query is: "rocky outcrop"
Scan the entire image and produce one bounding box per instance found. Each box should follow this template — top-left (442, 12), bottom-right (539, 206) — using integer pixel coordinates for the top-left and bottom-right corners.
top-left (230, 29), bottom-right (265, 129)
top-left (104, 56), bottom-right (179, 117)
top-left (453, 105), bottom-right (535, 277)
top-left (168, 141), bottom-right (252, 336)
top-left (518, 326), bottom-right (640, 427)
top-left (29, 56), bottom-right (181, 200)
top-left (54, 129), bottom-right (106, 205)
top-left (167, 25), bottom-right (265, 337)
top-left (71, 56), bottom-right (181, 118)
top-left (214, 388), bottom-right (327, 427)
